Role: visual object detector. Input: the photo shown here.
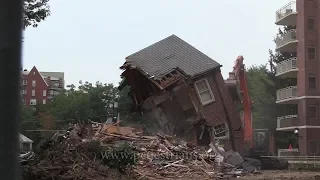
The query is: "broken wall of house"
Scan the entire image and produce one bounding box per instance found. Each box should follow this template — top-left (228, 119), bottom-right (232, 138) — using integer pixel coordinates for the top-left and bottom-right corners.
top-left (188, 70), bottom-right (244, 154)
top-left (141, 97), bottom-right (172, 134)
top-left (163, 84), bottom-right (198, 142)
top-left (214, 70), bottom-right (244, 154)
top-left (140, 83), bottom-right (198, 143)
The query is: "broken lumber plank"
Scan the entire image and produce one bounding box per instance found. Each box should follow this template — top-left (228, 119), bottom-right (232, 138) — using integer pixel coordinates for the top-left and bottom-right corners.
top-left (160, 159), bottom-right (184, 169)
top-left (100, 132), bottom-right (156, 141)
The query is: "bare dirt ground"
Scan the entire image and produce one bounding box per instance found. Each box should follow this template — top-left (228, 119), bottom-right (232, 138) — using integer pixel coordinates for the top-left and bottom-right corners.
top-left (237, 170), bottom-right (320, 180)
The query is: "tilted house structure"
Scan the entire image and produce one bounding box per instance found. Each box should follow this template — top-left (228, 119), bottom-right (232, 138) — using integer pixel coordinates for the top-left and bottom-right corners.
top-left (120, 35), bottom-right (244, 153)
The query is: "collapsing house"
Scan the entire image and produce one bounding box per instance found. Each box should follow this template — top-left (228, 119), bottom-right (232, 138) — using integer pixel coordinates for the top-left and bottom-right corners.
top-left (119, 35), bottom-right (244, 153)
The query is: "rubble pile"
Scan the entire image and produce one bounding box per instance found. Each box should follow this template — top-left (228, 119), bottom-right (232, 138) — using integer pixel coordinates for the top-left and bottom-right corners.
top-left (21, 121), bottom-right (259, 180)
top-left (22, 134), bottom-right (131, 180)
top-left (19, 151), bottom-right (35, 163)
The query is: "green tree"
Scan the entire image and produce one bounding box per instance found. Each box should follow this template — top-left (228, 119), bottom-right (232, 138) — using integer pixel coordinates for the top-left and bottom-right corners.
top-left (20, 104), bottom-right (41, 144)
top-left (46, 81), bottom-right (120, 125)
top-left (23, 0), bottom-right (50, 29)
top-left (117, 85), bottom-right (132, 119)
top-left (246, 65), bottom-right (276, 129)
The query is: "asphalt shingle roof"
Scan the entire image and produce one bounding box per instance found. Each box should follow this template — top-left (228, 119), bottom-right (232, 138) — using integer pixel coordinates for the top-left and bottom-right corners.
top-left (125, 34), bottom-right (221, 80)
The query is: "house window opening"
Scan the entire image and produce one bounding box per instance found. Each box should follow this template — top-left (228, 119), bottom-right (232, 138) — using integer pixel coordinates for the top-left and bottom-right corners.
top-left (310, 141), bottom-right (318, 155)
top-left (30, 99), bottom-right (36, 106)
top-left (213, 123), bottom-right (229, 139)
top-left (195, 78), bottom-right (215, 105)
top-left (309, 76), bottom-right (316, 89)
top-left (32, 80), bottom-right (36, 87)
top-left (308, 106), bottom-right (317, 124)
top-left (308, 18), bottom-right (315, 30)
top-left (308, 47), bottom-right (316, 60)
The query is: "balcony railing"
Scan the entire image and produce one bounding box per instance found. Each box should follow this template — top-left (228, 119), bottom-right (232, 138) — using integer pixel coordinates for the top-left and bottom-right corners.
top-left (49, 86), bottom-right (61, 89)
top-left (276, 57), bottom-right (298, 76)
top-left (276, 86), bottom-right (297, 102)
top-left (275, 29), bottom-right (297, 49)
top-left (277, 114), bottom-right (299, 129)
top-left (275, 1), bottom-right (297, 24)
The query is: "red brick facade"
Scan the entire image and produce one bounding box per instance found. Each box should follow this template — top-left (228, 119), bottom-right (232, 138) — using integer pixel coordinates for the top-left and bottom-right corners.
top-left (188, 69), bottom-right (244, 153)
top-left (21, 66), bottom-right (64, 107)
top-left (276, 0), bottom-right (320, 155)
top-left (21, 67), bottom-right (49, 106)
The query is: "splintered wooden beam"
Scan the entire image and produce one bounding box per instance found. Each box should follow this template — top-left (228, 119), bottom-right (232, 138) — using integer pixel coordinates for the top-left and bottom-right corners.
top-left (159, 70), bottom-right (183, 88)
top-left (149, 78), bottom-right (164, 90)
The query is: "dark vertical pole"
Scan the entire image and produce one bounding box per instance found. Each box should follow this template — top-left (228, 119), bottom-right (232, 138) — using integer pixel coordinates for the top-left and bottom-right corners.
top-left (112, 102), bottom-right (117, 123)
top-left (0, 0), bottom-right (23, 180)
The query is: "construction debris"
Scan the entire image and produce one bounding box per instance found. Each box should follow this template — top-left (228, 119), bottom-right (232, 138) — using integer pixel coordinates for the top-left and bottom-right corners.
top-left (21, 121), bottom-right (261, 180)
top-left (19, 152), bottom-right (35, 163)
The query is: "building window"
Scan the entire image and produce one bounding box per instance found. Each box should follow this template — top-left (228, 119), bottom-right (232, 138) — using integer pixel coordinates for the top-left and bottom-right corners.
top-left (32, 80), bottom-right (36, 87)
top-left (43, 90), bottom-right (46, 96)
top-left (22, 90), bottom-right (27, 95)
top-left (309, 76), bottom-right (316, 89)
top-left (50, 90), bottom-right (54, 96)
top-left (310, 141), bottom-right (318, 154)
top-left (43, 99), bottom-right (46, 104)
top-left (32, 90), bottom-right (35, 96)
top-left (194, 78), bottom-right (215, 105)
top-left (22, 99), bottom-right (26, 105)
top-left (22, 80), bottom-right (27, 85)
top-left (308, 46), bottom-right (316, 60)
top-left (308, 18), bottom-right (315, 30)
top-left (30, 99), bottom-right (36, 106)
top-left (33, 71), bottom-right (35, 75)
top-left (213, 123), bottom-right (229, 139)
top-left (308, 106), bottom-right (317, 119)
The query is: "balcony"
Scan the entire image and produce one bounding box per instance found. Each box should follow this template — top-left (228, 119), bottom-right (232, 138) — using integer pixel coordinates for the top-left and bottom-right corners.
top-left (276, 86), bottom-right (298, 104)
top-left (275, 1), bottom-right (297, 26)
top-left (275, 57), bottom-right (298, 78)
top-left (275, 29), bottom-right (297, 52)
top-left (276, 114), bottom-right (299, 131)
top-left (49, 84), bottom-right (63, 89)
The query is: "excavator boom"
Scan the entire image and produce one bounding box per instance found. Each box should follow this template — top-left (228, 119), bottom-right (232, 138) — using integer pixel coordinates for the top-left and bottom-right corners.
top-left (228, 56), bottom-right (253, 149)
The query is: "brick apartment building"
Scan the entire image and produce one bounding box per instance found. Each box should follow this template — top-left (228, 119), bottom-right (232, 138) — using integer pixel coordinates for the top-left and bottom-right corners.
top-left (21, 66), bottom-right (65, 106)
top-left (274, 0), bottom-right (320, 155)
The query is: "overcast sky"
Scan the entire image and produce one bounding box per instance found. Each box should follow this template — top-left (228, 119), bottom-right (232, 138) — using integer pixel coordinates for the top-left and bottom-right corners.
top-left (22, 0), bottom-right (289, 86)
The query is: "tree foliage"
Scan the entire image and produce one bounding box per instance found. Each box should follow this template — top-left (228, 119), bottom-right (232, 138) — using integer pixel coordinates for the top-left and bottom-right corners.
top-left (246, 65), bottom-right (276, 129)
top-left (46, 81), bottom-right (121, 124)
top-left (20, 104), bottom-right (42, 143)
top-left (23, 0), bottom-right (50, 29)
top-left (19, 80), bottom-right (133, 144)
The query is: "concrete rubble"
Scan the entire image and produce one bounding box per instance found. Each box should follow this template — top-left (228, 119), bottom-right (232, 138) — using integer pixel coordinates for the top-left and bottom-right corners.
top-left (21, 121), bottom-right (264, 180)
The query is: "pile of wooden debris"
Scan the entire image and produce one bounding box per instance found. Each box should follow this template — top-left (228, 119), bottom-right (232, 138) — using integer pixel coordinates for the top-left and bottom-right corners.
top-left (21, 121), bottom-right (257, 180)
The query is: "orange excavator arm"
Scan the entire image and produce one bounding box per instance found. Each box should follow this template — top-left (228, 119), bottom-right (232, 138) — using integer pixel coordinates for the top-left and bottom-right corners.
top-left (232, 56), bottom-right (253, 149)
